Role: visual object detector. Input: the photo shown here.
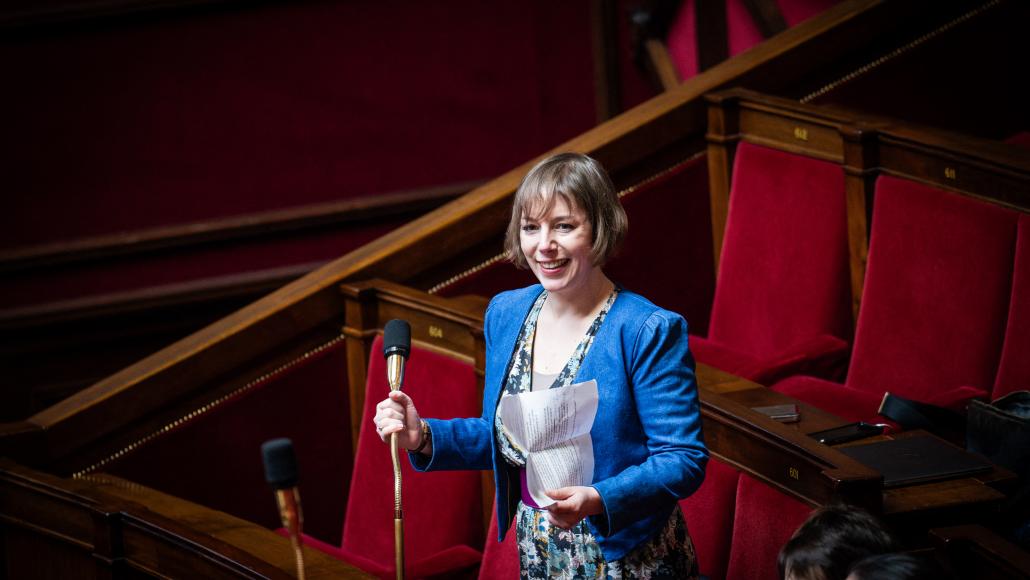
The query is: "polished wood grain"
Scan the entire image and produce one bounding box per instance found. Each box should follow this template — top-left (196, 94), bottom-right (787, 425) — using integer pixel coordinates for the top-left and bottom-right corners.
top-left (697, 364), bottom-right (1017, 538)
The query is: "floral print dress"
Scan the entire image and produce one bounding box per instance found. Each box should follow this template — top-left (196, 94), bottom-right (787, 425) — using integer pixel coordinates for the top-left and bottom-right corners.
top-left (495, 289), bottom-right (699, 579)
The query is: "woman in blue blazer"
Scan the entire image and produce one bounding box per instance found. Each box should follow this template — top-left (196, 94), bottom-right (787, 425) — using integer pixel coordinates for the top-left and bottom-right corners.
top-left (374, 153), bottom-right (707, 578)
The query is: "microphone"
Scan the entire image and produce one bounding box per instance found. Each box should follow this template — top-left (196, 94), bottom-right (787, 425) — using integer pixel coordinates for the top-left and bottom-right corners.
top-left (382, 319), bottom-right (410, 580)
top-left (261, 438), bottom-right (306, 580)
top-left (383, 319), bottom-right (411, 391)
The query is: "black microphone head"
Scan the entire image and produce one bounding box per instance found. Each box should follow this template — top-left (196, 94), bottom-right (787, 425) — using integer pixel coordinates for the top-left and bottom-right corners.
top-left (382, 319), bottom-right (411, 359)
top-left (261, 438), bottom-right (298, 489)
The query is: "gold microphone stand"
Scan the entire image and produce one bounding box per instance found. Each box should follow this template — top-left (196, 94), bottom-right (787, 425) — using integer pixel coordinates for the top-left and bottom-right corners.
top-left (387, 355), bottom-right (405, 580)
top-left (275, 488), bottom-right (306, 580)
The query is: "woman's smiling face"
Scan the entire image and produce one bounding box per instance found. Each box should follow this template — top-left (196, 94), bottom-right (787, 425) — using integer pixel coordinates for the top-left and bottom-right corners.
top-left (519, 195), bottom-right (597, 296)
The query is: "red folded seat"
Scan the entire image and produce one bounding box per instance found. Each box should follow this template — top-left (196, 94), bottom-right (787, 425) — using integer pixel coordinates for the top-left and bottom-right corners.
top-left (294, 334), bottom-right (485, 579)
top-left (773, 176), bottom-right (1018, 422)
top-left (692, 141), bottom-right (852, 385)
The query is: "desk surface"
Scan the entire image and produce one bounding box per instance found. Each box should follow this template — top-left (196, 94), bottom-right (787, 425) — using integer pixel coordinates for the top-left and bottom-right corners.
top-left (695, 363), bottom-right (1016, 521)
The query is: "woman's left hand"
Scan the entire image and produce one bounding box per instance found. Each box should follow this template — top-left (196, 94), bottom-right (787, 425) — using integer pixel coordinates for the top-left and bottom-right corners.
top-left (544, 486), bottom-right (603, 529)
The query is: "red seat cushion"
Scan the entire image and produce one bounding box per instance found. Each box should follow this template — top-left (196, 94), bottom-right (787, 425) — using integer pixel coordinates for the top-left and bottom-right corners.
top-left (773, 375), bottom-right (884, 423)
top-left (994, 215), bottom-right (1030, 399)
top-left (339, 335), bottom-right (485, 578)
top-left (698, 141), bottom-right (851, 383)
top-left (679, 458), bottom-right (740, 580)
top-left (726, 474), bottom-right (812, 580)
top-left (692, 333), bottom-right (848, 386)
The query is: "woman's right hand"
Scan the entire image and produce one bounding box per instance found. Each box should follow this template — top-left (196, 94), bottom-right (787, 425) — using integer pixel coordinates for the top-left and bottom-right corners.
top-left (373, 391), bottom-right (423, 450)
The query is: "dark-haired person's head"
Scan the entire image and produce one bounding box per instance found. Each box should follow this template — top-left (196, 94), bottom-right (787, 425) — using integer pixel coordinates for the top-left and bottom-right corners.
top-left (846, 552), bottom-right (948, 580)
top-left (778, 505), bottom-right (898, 580)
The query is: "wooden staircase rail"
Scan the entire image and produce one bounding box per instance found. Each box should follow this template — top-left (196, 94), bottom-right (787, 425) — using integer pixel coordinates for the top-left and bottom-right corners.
top-left (1, 0), bottom-right (936, 474)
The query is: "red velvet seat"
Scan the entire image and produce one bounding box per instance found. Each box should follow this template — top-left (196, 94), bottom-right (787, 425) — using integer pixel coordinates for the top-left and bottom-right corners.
top-left (692, 141), bottom-right (852, 385)
top-left (774, 176), bottom-right (1018, 421)
top-left (298, 335), bottom-right (485, 579)
top-left (477, 506), bottom-right (519, 579)
top-left (725, 474), bottom-right (812, 580)
top-left (679, 458), bottom-right (740, 580)
top-left (993, 214), bottom-right (1030, 400)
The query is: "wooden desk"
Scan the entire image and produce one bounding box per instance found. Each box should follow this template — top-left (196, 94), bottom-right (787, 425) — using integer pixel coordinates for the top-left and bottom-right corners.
top-left (696, 363), bottom-right (1016, 537)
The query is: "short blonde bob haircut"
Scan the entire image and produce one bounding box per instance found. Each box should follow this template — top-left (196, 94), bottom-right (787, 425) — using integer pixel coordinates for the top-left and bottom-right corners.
top-left (505, 152), bottom-right (628, 269)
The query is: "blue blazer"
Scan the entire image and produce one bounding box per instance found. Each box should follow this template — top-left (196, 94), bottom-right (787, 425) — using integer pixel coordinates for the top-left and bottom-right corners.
top-left (412, 284), bottom-right (707, 561)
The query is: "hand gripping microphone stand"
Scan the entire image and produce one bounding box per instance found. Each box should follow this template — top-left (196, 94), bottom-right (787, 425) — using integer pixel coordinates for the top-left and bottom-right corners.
top-left (382, 319), bottom-right (411, 580)
top-left (261, 438), bottom-right (306, 580)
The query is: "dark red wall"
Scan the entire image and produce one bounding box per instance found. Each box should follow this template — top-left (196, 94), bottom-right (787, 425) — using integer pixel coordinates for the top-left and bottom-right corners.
top-left (0, 0), bottom-right (602, 249)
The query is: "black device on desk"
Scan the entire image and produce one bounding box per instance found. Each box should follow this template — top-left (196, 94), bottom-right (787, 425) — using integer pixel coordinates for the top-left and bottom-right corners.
top-left (809, 421), bottom-right (885, 445)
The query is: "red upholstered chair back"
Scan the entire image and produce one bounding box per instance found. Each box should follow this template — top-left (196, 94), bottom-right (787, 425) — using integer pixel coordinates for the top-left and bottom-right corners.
top-left (679, 458), bottom-right (740, 580)
top-left (725, 474), bottom-right (812, 580)
top-left (993, 214), bottom-right (1030, 399)
top-left (845, 176), bottom-right (1017, 402)
top-left (341, 334), bottom-right (485, 577)
top-left (708, 141), bottom-right (852, 359)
